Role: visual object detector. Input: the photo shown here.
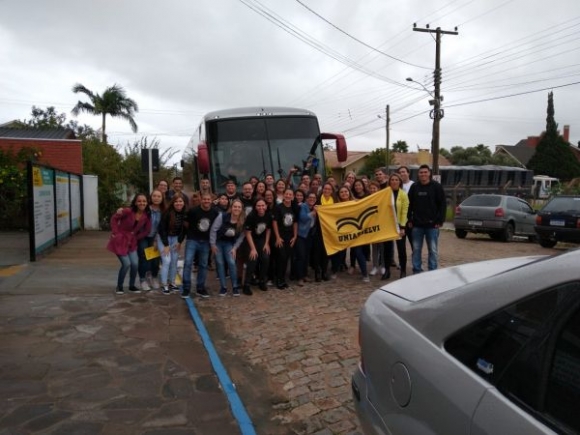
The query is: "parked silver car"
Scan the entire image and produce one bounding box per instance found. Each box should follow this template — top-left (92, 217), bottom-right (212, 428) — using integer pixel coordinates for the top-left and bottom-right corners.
top-left (453, 194), bottom-right (537, 242)
top-left (352, 252), bottom-right (580, 435)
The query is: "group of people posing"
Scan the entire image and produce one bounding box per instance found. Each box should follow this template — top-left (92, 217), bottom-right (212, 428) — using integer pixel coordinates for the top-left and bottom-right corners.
top-left (107, 163), bottom-right (446, 298)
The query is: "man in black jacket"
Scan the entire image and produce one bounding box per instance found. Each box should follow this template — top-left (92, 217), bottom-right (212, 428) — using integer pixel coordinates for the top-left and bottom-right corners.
top-left (407, 164), bottom-right (446, 273)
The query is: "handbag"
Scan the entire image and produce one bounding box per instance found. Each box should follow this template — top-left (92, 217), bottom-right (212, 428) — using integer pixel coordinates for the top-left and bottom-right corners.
top-left (144, 245), bottom-right (161, 260)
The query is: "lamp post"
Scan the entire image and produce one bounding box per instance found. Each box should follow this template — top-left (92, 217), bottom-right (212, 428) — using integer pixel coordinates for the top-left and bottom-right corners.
top-left (406, 77), bottom-right (444, 178)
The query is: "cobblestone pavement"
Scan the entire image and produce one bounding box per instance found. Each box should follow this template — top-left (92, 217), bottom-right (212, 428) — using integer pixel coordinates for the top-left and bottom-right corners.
top-left (196, 230), bottom-right (562, 435)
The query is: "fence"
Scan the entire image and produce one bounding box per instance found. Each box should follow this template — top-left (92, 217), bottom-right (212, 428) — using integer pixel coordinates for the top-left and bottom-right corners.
top-left (28, 162), bottom-right (83, 261)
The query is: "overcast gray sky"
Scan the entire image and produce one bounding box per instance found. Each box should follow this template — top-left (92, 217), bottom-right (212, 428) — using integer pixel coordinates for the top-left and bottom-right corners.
top-left (1, 0), bottom-right (579, 163)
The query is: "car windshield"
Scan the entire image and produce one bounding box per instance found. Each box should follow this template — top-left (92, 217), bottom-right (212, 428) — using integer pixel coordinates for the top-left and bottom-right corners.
top-left (542, 197), bottom-right (580, 213)
top-left (461, 195), bottom-right (501, 207)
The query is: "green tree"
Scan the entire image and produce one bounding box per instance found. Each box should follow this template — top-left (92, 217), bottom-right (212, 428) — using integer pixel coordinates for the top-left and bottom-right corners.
top-left (357, 148), bottom-right (396, 177)
top-left (527, 92), bottom-right (580, 180)
top-left (82, 137), bottom-right (125, 221)
top-left (71, 83), bottom-right (139, 143)
top-left (14, 106), bottom-right (96, 139)
top-left (0, 147), bottom-right (38, 229)
top-left (392, 140), bottom-right (409, 153)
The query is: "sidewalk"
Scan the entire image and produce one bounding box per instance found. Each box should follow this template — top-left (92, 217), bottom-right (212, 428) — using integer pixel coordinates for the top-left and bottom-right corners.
top-left (0, 231), bottom-right (241, 435)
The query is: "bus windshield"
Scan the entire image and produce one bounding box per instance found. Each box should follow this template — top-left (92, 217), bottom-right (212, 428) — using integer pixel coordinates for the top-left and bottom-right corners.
top-left (207, 116), bottom-right (322, 188)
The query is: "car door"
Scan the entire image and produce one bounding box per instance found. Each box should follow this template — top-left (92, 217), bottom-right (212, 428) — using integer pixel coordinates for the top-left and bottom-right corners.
top-left (517, 198), bottom-right (537, 235)
top-left (470, 286), bottom-right (580, 435)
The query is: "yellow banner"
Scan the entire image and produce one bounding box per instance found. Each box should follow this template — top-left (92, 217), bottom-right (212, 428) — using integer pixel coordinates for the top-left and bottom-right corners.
top-left (317, 188), bottom-right (400, 255)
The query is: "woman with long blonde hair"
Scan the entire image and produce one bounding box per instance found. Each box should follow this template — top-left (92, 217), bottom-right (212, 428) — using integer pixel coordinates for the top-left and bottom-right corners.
top-left (210, 198), bottom-right (246, 296)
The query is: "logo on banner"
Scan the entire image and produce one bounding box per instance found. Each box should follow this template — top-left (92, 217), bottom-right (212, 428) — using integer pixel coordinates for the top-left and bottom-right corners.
top-left (336, 206), bottom-right (378, 231)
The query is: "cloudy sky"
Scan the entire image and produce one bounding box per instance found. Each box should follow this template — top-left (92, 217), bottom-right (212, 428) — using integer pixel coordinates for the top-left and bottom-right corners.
top-left (1, 0), bottom-right (579, 163)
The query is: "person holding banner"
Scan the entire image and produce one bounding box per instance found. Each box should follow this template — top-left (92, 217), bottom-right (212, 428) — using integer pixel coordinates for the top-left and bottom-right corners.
top-left (382, 173), bottom-right (409, 279)
top-left (337, 185), bottom-right (370, 283)
top-left (107, 193), bottom-right (152, 295)
top-left (318, 182), bottom-right (337, 280)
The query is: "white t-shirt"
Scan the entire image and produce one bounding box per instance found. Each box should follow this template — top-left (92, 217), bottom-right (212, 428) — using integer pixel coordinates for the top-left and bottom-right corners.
top-left (402, 180), bottom-right (414, 194)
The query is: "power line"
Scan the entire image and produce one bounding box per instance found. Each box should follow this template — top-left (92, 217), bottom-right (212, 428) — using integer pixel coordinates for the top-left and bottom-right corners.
top-left (293, 0), bottom-right (430, 69)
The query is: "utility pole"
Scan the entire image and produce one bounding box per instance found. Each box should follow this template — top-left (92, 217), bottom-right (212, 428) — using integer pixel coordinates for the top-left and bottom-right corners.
top-left (413, 25), bottom-right (458, 177)
top-left (385, 104), bottom-right (390, 169)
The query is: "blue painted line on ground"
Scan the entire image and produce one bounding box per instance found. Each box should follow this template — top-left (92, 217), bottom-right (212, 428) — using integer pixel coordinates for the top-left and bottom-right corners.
top-left (185, 298), bottom-right (257, 435)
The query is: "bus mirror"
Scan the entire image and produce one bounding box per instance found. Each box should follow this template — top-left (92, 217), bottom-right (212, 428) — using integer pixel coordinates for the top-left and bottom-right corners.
top-left (320, 133), bottom-right (348, 162)
top-left (198, 142), bottom-right (210, 174)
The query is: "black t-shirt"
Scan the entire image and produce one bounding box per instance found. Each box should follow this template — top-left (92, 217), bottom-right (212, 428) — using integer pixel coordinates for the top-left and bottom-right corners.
top-left (240, 196), bottom-right (254, 217)
top-left (185, 206), bottom-right (219, 240)
top-left (274, 202), bottom-right (299, 238)
top-left (244, 211), bottom-right (272, 240)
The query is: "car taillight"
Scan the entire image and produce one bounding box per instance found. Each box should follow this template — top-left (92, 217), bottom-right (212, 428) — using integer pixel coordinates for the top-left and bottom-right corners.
top-left (536, 215), bottom-right (542, 225)
top-left (455, 206), bottom-right (461, 216)
top-left (495, 207), bottom-right (505, 217)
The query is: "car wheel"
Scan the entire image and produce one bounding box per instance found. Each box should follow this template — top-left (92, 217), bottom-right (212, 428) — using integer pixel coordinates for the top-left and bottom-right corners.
top-left (501, 223), bottom-right (514, 242)
top-left (539, 238), bottom-right (557, 248)
top-left (455, 229), bottom-right (467, 239)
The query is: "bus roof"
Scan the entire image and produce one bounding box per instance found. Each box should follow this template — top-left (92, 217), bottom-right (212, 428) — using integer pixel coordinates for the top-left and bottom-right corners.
top-left (203, 106), bottom-right (316, 121)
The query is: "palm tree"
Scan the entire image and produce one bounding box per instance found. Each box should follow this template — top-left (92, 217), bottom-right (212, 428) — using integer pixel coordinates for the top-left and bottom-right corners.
top-left (71, 83), bottom-right (138, 143)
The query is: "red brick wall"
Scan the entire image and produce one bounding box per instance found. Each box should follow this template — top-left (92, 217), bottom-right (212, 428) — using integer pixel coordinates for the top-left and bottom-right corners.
top-left (0, 138), bottom-right (83, 174)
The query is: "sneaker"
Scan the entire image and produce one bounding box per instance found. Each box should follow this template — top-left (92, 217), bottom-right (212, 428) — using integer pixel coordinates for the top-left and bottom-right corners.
top-left (242, 285), bottom-right (253, 296)
top-left (115, 287), bottom-right (124, 295)
top-left (276, 282), bottom-right (288, 290)
top-left (266, 280), bottom-right (274, 287)
top-left (181, 292), bottom-right (191, 299)
top-left (297, 279), bottom-right (305, 287)
top-left (140, 280), bottom-right (151, 291)
top-left (170, 284), bottom-right (180, 292)
top-left (128, 286), bottom-right (141, 294)
top-left (219, 287), bottom-right (227, 297)
top-left (330, 274), bottom-right (337, 280)
top-left (232, 287), bottom-right (241, 297)
top-left (162, 286), bottom-right (171, 295)
top-left (380, 267), bottom-right (386, 275)
top-left (369, 267), bottom-right (378, 276)
top-left (362, 275), bottom-right (370, 283)
top-left (150, 277), bottom-right (161, 289)
top-left (258, 282), bottom-right (268, 291)
top-left (197, 289), bottom-right (210, 299)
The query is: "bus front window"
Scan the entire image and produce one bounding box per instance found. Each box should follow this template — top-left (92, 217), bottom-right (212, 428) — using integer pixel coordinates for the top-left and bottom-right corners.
top-left (207, 116), bottom-right (323, 191)
top-left (207, 119), bottom-right (269, 189)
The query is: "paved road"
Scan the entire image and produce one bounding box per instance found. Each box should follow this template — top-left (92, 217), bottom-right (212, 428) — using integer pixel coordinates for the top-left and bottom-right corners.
top-left (0, 230), bottom-right (563, 435)
top-left (196, 230), bottom-right (562, 435)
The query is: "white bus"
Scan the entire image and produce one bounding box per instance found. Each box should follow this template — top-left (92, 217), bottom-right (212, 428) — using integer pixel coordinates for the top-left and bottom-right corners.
top-left (181, 107), bottom-right (347, 193)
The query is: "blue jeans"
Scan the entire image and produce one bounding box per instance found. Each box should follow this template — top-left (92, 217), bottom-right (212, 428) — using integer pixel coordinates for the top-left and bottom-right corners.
top-left (157, 236), bottom-right (179, 286)
top-left (350, 246), bottom-right (368, 276)
top-left (215, 240), bottom-right (238, 289)
top-left (411, 227), bottom-right (439, 273)
top-left (116, 250), bottom-right (138, 289)
top-left (183, 239), bottom-right (210, 293)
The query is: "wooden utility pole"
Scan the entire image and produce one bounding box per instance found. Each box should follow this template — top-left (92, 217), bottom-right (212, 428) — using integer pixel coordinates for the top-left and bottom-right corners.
top-left (385, 104), bottom-right (390, 169)
top-left (413, 25), bottom-right (458, 177)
